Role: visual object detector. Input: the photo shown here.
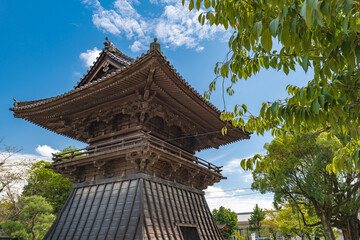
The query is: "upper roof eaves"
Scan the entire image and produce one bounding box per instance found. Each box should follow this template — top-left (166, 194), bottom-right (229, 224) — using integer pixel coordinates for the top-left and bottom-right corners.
top-left (10, 39), bottom-right (221, 116)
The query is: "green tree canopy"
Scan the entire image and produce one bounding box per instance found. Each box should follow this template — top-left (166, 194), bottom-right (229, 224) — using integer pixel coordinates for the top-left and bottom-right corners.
top-left (187, 0), bottom-right (360, 174)
top-left (251, 133), bottom-right (360, 240)
top-left (1, 195), bottom-right (55, 240)
top-left (263, 204), bottom-right (326, 240)
top-left (23, 160), bottom-right (72, 215)
top-left (212, 206), bottom-right (238, 239)
top-left (248, 204), bottom-right (266, 236)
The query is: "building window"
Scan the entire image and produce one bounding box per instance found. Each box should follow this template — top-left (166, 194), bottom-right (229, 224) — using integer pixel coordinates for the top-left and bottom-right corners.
top-left (179, 226), bottom-right (201, 240)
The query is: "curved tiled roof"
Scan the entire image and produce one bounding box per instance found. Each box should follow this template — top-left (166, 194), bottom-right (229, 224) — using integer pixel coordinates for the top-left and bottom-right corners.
top-left (11, 50), bottom-right (220, 115)
top-left (10, 40), bottom-right (250, 148)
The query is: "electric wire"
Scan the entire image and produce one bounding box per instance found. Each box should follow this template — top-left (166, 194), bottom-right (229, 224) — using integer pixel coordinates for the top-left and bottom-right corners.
top-left (204, 188), bottom-right (252, 192)
top-left (205, 192), bottom-right (262, 199)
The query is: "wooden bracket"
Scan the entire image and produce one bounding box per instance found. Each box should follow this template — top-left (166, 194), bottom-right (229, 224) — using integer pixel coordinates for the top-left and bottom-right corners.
top-left (144, 66), bottom-right (156, 100)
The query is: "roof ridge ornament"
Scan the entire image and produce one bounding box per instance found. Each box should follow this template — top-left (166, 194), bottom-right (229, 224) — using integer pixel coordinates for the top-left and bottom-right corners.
top-left (149, 38), bottom-right (161, 52)
top-left (13, 98), bottom-right (18, 108)
top-left (103, 37), bottom-right (118, 53)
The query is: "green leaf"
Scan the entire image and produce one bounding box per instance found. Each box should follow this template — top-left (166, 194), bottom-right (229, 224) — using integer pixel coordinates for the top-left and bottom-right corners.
top-left (224, 20), bottom-right (229, 30)
top-left (307, 85), bottom-right (314, 98)
top-left (260, 103), bottom-right (266, 117)
top-left (282, 6), bottom-right (288, 17)
top-left (261, 29), bottom-right (272, 53)
top-left (253, 21), bottom-right (262, 38)
top-left (189, 0), bottom-right (194, 10)
top-left (269, 17), bottom-right (279, 36)
top-left (344, 0), bottom-right (353, 14)
top-left (308, 0), bottom-right (318, 9)
top-left (318, 95), bottom-right (325, 107)
top-left (204, 0), bottom-right (210, 9)
top-left (290, 19), bottom-right (296, 32)
top-left (271, 102), bottom-right (279, 116)
top-left (302, 55), bottom-right (309, 72)
top-left (301, 0), bottom-right (313, 28)
top-left (354, 150), bottom-right (359, 167)
top-left (283, 64), bottom-right (289, 75)
top-left (281, 22), bottom-right (291, 47)
top-left (241, 104), bottom-right (248, 113)
top-left (311, 98), bottom-right (320, 114)
top-left (337, 97), bottom-right (346, 105)
top-left (240, 159), bottom-right (246, 170)
top-left (196, 0), bottom-right (201, 10)
top-left (301, 1), bottom-right (307, 20)
top-left (246, 159), bottom-right (253, 170)
top-left (209, 13), bottom-right (214, 25)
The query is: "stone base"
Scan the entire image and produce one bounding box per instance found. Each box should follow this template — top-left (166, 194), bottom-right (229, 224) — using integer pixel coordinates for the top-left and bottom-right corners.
top-left (44, 173), bottom-right (223, 240)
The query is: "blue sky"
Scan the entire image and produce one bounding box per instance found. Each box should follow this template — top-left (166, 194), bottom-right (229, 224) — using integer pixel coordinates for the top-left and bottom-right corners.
top-left (0, 0), bottom-right (312, 212)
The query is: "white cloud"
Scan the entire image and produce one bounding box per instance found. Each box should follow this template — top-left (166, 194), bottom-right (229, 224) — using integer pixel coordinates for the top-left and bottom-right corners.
top-left (35, 145), bottom-right (60, 159)
top-left (196, 46), bottom-right (204, 52)
top-left (243, 173), bottom-right (253, 183)
top-left (114, 0), bottom-right (140, 18)
top-left (2, 152), bottom-right (45, 164)
top-left (205, 185), bottom-right (273, 213)
top-left (73, 71), bottom-right (82, 77)
top-left (82, 0), bottom-right (226, 52)
top-left (222, 158), bottom-right (244, 174)
top-left (130, 40), bottom-right (147, 52)
top-left (93, 12), bottom-right (121, 35)
top-left (79, 47), bottom-right (102, 67)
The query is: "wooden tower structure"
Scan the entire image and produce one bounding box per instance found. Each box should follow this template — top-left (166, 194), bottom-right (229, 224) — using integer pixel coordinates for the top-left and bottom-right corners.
top-left (10, 38), bottom-right (250, 240)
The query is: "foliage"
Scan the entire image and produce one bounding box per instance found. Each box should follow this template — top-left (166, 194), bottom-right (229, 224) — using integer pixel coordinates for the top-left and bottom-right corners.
top-left (58, 146), bottom-right (78, 154)
top-left (1, 195), bottom-right (55, 240)
top-left (0, 196), bottom-right (24, 223)
top-left (248, 204), bottom-right (266, 236)
top-left (251, 133), bottom-right (360, 240)
top-left (55, 145), bottom-right (86, 160)
top-left (233, 231), bottom-right (246, 240)
top-left (212, 206), bottom-right (238, 239)
top-left (263, 204), bottom-right (325, 239)
top-left (187, 0), bottom-right (360, 173)
top-left (23, 160), bottom-right (72, 215)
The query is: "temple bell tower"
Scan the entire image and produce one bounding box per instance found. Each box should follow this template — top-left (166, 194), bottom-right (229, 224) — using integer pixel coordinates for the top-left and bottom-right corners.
top-left (11, 38), bottom-right (250, 239)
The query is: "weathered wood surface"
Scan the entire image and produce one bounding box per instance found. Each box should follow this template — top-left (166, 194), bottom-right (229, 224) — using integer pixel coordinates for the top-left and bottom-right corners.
top-left (50, 132), bottom-right (224, 190)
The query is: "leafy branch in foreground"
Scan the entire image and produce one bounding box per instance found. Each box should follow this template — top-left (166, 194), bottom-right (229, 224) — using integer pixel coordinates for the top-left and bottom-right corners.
top-left (186, 0), bottom-right (360, 173)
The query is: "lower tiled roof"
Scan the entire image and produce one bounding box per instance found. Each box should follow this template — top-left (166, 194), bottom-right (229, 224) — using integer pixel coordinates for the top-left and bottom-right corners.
top-left (44, 174), bottom-right (223, 240)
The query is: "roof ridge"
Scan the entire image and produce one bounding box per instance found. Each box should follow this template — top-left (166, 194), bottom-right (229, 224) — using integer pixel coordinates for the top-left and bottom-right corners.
top-left (11, 49), bottom-right (222, 115)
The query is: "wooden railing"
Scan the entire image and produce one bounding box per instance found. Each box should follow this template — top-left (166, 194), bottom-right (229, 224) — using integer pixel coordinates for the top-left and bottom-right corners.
top-left (52, 133), bottom-right (223, 174)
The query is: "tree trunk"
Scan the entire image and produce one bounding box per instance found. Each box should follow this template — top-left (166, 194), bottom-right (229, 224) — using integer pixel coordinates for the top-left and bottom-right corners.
top-left (341, 216), bottom-right (359, 240)
top-left (272, 232), bottom-right (277, 240)
top-left (318, 212), bottom-right (336, 240)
